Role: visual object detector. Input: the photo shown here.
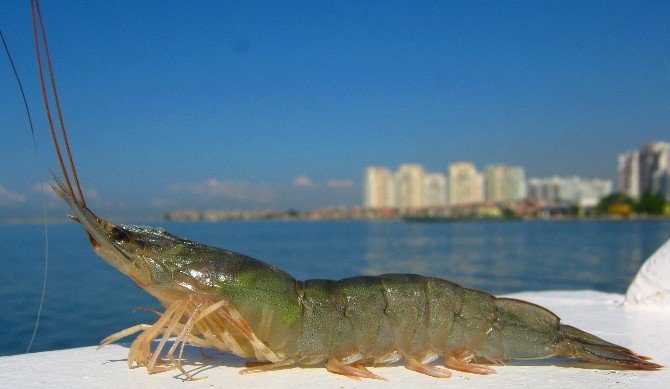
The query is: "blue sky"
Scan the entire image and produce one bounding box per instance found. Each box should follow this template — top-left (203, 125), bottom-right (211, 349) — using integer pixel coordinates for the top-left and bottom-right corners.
top-left (1, 1), bottom-right (669, 218)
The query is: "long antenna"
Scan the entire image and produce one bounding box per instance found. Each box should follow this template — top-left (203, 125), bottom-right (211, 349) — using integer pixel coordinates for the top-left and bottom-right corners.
top-left (30, 0), bottom-right (86, 205)
top-left (35, 0), bottom-right (86, 206)
top-left (0, 28), bottom-right (49, 354)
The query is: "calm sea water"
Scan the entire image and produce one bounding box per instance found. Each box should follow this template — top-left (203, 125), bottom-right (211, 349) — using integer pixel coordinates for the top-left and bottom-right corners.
top-left (1, 220), bottom-right (669, 357)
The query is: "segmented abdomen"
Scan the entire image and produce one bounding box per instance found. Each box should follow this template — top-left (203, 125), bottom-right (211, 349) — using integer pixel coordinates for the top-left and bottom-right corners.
top-left (296, 274), bottom-right (504, 363)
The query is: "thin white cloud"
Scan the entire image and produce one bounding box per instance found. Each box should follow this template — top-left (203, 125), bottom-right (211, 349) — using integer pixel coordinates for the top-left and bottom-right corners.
top-left (293, 176), bottom-right (314, 187)
top-left (150, 197), bottom-right (177, 208)
top-left (0, 185), bottom-right (27, 205)
top-left (170, 178), bottom-right (278, 204)
top-left (327, 178), bottom-right (355, 189)
top-left (164, 177), bottom-right (359, 210)
top-left (171, 178), bottom-right (251, 200)
top-left (27, 182), bottom-right (65, 210)
top-left (33, 182), bottom-right (61, 200)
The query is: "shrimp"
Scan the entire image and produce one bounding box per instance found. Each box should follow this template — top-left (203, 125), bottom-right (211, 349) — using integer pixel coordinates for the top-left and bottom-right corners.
top-left (29, 0), bottom-right (660, 380)
top-left (50, 179), bottom-right (662, 380)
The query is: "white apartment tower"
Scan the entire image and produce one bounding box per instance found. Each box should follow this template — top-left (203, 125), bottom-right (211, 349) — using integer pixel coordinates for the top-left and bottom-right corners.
top-left (396, 164), bottom-right (425, 210)
top-left (363, 167), bottom-right (396, 208)
top-left (639, 142), bottom-right (670, 199)
top-left (618, 142), bottom-right (670, 200)
top-left (484, 165), bottom-right (527, 202)
top-left (423, 173), bottom-right (448, 207)
top-left (448, 162), bottom-right (483, 205)
top-left (509, 166), bottom-right (527, 200)
top-left (617, 150), bottom-right (639, 198)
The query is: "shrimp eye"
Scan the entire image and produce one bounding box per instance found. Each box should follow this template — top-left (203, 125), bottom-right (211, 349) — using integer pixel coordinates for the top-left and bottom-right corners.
top-left (111, 226), bottom-right (130, 242)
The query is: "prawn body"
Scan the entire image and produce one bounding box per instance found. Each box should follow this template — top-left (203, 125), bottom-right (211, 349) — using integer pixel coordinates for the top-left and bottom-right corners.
top-left (53, 181), bottom-right (661, 380)
top-left (27, 0), bottom-right (660, 379)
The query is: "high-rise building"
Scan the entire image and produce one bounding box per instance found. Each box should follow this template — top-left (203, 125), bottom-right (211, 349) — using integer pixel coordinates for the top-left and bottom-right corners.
top-left (639, 142), bottom-right (670, 199)
top-left (448, 162), bottom-right (483, 205)
top-left (618, 142), bottom-right (670, 200)
top-left (484, 165), bottom-right (506, 202)
top-left (363, 167), bottom-right (396, 208)
top-left (508, 166), bottom-right (527, 200)
top-left (657, 170), bottom-right (670, 201)
top-left (484, 165), bottom-right (527, 202)
top-left (396, 164), bottom-right (425, 210)
top-left (423, 172), bottom-right (447, 207)
top-left (618, 151), bottom-right (640, 199)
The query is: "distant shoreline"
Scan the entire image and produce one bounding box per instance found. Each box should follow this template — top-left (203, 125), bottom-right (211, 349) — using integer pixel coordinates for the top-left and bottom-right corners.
top-left (2, 214), bottom-right (669, 225)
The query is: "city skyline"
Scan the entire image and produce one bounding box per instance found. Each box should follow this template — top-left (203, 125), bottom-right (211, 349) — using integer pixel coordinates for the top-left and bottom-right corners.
top-left (364, 161), bottom-right (614, 211)
top-left (0, 140), bottom-right (666, 220)
top-left (1, 3), bottom-right (669, 217)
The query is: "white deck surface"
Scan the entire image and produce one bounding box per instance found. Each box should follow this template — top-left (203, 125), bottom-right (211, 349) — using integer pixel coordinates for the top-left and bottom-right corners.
top-left (2, 239), bottom-right (669, 388)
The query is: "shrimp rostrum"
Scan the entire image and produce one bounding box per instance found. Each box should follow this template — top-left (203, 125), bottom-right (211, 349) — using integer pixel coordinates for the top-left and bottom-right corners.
top-left (52, 181), bottom-right (661, 380)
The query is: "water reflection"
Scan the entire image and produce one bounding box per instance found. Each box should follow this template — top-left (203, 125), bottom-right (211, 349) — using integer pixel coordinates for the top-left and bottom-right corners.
top-left (362, 220), bottom-right (670, 295)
